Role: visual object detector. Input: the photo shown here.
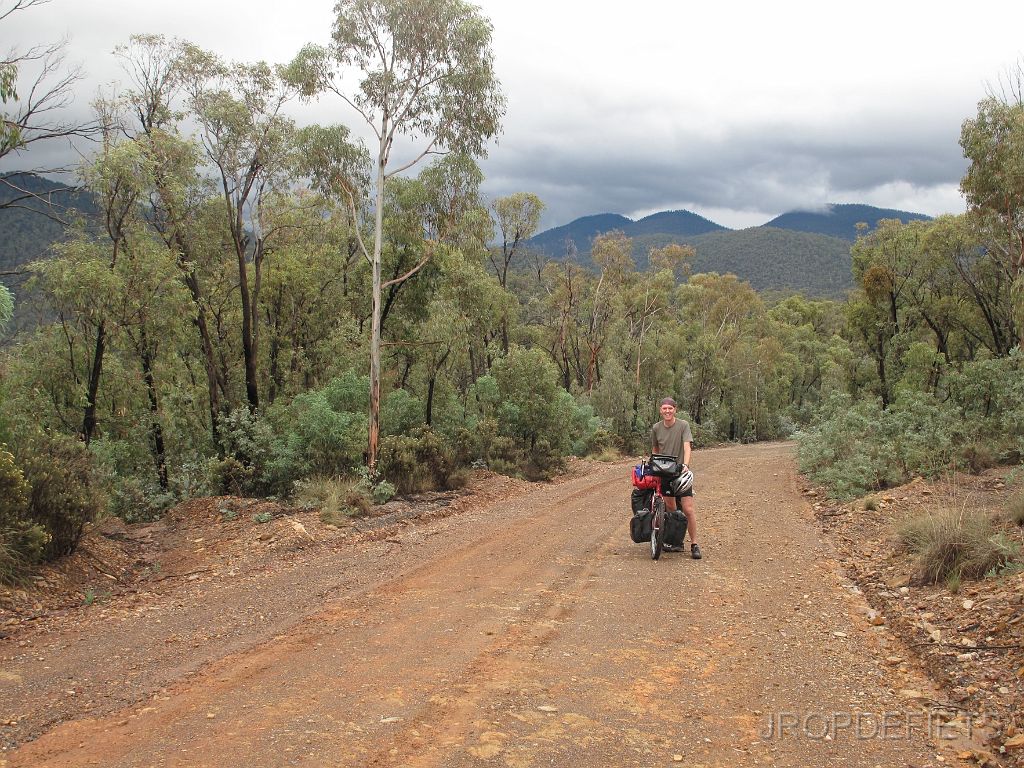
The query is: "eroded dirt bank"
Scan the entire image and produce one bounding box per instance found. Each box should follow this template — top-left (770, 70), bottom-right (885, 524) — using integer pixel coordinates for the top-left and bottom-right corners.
top-left (1, 444), bottom-right (979, 767)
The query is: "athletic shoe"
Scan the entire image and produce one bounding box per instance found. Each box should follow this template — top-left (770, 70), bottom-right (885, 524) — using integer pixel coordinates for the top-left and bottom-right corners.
top-left (663, 543), bottom-right (684, 553)
top-left (690, 543), bottom-right (703, 560)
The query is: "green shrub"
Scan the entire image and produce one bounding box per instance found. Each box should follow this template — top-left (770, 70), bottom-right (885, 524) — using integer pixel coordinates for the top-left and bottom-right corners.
top-left (885, 391), bottom-right (961, 479)
top-left (0, 444), bottom-right (44, 584)
top-left (173, 456), bottom-right (217, 499)
top-left (0, 445), bottom-right (29, 525)
top-left (215, 408), bottom-right (275, 495)
top-left (319, 370), bottom-right (369, 413)
top-left (105, 476), bottom-right (175, 523)
top-left (566, 402), bottom-right (614, 458)
top-left (378, 426), bottom-right (466, 494)
top-left (381, 388), bottom-right (425, 437)
top-left (210, 456), bottom-right (257, 496)
top-left (798, 390), bottom-right (971, 500)
top-left (898, 506), bottom-right (1019, 585)
top-left (466, 348), bottom-right (591, 479)
top-left (264, 377), bottom-right (369, 493)
top-left (796, 394), bottom-right (895, 500)
top-left (369, 478), bottom-right (396, 504)
top-left (1, 531), bottom-right (30, 586)
top-left (521, 437), bottom-right (562, 481)
top-left (10, 432), bottom-right (105, 560)
top-left (947, 351), bottom-right (1024, 462)
top-left (90, 438), bottom-right (175, 522)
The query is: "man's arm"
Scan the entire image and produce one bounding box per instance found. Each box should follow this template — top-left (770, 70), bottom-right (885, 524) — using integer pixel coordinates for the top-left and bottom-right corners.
top-left (682, 441), bottom-right (691, 467)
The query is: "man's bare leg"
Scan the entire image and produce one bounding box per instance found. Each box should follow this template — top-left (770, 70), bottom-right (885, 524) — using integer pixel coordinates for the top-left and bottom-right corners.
top-left (680, 495), bottom-right (696, 544)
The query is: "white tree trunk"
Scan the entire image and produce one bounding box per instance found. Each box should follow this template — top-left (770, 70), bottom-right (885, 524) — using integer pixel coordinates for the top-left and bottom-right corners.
top-left (368, 131), bottom-right (387, 472)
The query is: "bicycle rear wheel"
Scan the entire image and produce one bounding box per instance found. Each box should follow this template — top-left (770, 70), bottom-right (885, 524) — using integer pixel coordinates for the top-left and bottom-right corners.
top-left (650, 496), bottom-right (665, 560)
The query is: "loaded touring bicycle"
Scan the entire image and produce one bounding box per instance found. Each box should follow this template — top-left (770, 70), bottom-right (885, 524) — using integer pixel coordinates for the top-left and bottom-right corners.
top-left (629, 454), bottom-right (694, 560)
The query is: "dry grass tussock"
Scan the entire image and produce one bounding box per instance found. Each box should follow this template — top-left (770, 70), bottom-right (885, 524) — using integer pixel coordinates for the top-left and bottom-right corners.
top-left (897, 503), bottom-right (1021, 585)
top-left (291, 476), bottom-right (372, 527)
top-left (1003, 490), bottom-right (1024, 526)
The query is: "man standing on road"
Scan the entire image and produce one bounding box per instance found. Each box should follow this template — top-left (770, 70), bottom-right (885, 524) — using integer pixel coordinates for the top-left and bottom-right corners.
top-left (651, 397), bottom-right (701, 559)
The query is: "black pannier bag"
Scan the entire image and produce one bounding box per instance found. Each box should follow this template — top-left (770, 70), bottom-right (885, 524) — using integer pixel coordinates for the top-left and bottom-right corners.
top-left (631, 487), bottom-right (654, 514)
top-left (630, 509), bottom-right (653, 543)
top-left (664, 509), bottom-right (688, 547)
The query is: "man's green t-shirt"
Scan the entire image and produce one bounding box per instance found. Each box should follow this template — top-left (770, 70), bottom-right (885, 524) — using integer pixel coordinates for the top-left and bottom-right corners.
top-left (651, 419), bottom-right (693, 462)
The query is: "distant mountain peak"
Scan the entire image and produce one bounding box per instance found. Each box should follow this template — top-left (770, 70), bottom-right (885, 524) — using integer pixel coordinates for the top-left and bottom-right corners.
top-left (526, 209), bottom-right (725, 258)
top-left (765, 203), bottom-right (931, 241)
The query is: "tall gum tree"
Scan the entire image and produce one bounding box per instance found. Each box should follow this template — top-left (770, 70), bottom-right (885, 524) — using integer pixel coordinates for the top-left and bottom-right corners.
top-left (960, 89), bottom-right (1024, 343)
top-left (176, 43), bottom-right (301, 413)
top-left (287, 0), bottom-right (505, 470)
top-left (489, 192), bottom-right (543, 352)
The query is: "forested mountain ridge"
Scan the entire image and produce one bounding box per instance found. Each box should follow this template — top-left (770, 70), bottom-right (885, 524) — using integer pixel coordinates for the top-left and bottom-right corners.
top-left (0, 173), bottom-right (97, 273)
top-left (0, 174), bottom-right (100, 334)
top-left (523, 202), bottom-right (932, 296)
top-left (527, 202), bottom-right (932, 258)
top-left (687, 227), bottom-right (854, 296)
top-left (764, 203), bottom-right (932, 241)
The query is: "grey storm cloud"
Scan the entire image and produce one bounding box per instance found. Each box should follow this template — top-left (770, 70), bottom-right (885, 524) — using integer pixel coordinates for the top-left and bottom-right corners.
top-left (3, 0), bottom-right (1020, 233)
top-left (480, 116), bottom-right (971, 231)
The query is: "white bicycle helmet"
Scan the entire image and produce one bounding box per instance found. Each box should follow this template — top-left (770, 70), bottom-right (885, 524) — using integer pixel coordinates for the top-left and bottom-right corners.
top-left (669, 466), bottom-right (694, 495)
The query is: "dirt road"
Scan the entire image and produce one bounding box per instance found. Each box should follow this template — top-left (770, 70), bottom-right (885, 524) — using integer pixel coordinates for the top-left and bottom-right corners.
top-left (2, 444), bottom-right (969, 767)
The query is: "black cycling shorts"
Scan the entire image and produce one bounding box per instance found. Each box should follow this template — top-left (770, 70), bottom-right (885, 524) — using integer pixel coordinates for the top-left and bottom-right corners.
top-left (659, 476), bottom-right (694, 498)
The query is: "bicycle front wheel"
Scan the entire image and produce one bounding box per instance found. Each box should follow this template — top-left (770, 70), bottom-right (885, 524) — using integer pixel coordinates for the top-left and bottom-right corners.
top-left (650, 496), bottom-right (665, 560)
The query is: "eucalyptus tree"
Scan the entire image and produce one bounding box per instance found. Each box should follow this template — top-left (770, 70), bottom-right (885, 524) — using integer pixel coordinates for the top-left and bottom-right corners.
top-left (620, 244), bottom-right (692, 430)
top-left (849, 220), bottom-right (925, 407)
top-left (767, 295), bottom-right (848, 419)
top-left (584, 231), bottom-right (636, 392)
top-left (675, 273), bottom-right (763, 427)
top-left (537, 258), bottom-right (587, 391)
top-left (421, 152), bottom-right (490, 248)
top-left (960, 93), bottom-right (1024, 345)
top-left (417, 256), bottom-right (507, 425)
top-left (489, 192), bottom-right (543, 352)
top-left (32, 127), bottom-right (191, 490)
top-left (257, 198), bottom-right (357, 403)
top-left (72, 131), bottom-right (153, 445)
top-left (108, 35), bottom-right (235, 447)
top-left (961, 95), bottom-right (1024, 280)
top-left (175, 44), bottom-right (302, 413)
top-left (287, 0), bottom-right (505, 469)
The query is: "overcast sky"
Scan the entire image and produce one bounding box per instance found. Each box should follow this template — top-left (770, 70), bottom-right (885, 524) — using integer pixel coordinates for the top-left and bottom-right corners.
top-left (4, 0), bottom-right (1024, 230)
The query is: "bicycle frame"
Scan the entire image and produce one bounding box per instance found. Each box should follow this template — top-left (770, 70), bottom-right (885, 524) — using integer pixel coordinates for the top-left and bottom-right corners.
top-left (637, 462), bottom-right (671, 560)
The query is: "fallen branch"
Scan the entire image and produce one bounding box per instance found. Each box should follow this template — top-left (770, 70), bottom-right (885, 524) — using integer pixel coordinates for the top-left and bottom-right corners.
top-left (79, 547), bottom-right (120, 578)
top-left (152, 568), bottom-right (213, 582)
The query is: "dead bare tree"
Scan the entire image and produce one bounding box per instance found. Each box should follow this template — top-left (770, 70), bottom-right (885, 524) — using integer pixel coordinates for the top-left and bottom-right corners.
top-left (1, 0), bottom-right (99, 217)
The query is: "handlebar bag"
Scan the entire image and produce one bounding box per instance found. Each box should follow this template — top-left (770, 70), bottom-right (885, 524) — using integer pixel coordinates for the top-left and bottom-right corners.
top-left (649, 453), bottom-right (682, 477)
